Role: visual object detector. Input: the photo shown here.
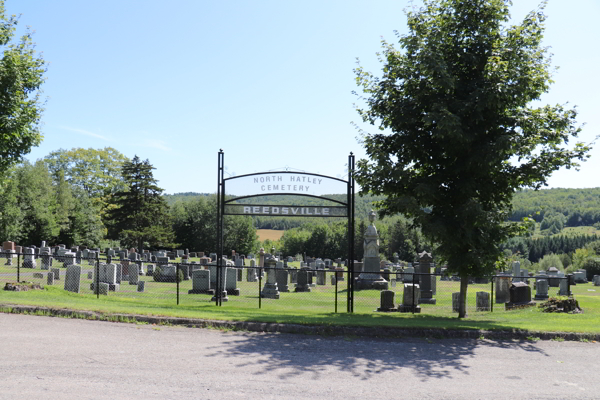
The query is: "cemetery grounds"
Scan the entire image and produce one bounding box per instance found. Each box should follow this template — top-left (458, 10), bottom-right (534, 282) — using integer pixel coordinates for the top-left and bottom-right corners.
top-left (1, 257), bottom-right (599, 336)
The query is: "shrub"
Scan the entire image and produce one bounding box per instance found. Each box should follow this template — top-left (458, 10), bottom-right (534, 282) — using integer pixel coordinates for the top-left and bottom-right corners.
top-left (153, 266), bottom-right (162, 282)
top-left (539, 253), bottom-right (564, 272)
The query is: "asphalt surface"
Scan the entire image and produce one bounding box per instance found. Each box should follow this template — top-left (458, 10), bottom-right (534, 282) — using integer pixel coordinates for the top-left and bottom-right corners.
top-left (1, 313), bottom-right (599, 400)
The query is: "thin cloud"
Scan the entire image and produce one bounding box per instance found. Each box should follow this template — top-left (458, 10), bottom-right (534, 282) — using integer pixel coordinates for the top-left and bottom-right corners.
top-left (59, 126), bottom-right (110, 141)
top-left (143, 139), bottom-right (172, 151)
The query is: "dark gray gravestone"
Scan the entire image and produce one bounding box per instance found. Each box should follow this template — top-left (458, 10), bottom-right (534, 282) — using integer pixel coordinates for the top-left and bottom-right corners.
top-left (505, 281), bottom-right (535, 310)
top-left (64, 265), bottom-right (82, 293)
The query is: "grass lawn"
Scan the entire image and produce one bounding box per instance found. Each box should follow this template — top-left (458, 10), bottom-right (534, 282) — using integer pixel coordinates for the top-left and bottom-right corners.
top-left (1, 258), bottom-right (599, 334)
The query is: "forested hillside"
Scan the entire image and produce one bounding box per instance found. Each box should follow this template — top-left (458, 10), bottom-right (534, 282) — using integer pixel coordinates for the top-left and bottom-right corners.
top-left (510, 188), bottom-right (600, 231)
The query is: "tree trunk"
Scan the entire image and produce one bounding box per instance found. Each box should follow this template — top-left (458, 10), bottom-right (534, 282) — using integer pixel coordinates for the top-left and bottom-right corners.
top-left (458, 275), bottom-right (469, 318)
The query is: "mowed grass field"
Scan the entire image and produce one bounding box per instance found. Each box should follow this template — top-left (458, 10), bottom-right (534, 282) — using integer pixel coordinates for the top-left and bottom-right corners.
top-left (1, 258), bottom-right (599, 334)
top-left (256, 229), bottom-right (285, 241)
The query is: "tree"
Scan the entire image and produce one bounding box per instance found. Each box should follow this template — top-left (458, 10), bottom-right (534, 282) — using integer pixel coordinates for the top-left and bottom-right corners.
top-left (108, 156), bottom-right (177, 250)
top-left (0, 1), bottom-right (46, 175)
top-left (43, 147), bottom-right (129, 228)
top-left (0, 166), bottom-right (23, 242)
top-left (15, 160), bottom-right (58, 245)
top-left (354, 0), bottom-right (592, 317)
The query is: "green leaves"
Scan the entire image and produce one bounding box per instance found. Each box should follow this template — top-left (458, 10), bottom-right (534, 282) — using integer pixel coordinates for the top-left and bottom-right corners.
top-left (0, 0), bottom-right (45, 174)
top-left (354, 0), bottom-right (593, 317)
top-left (108, 156), bottom-right (177, 250)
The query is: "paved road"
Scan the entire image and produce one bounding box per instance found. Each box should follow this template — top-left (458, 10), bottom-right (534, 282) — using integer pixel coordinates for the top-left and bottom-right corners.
top-left (0, 313), bottom-right (599, 400)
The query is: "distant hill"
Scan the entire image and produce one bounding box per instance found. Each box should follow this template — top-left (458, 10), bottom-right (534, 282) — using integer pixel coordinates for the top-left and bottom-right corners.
top-left (510, 188), bottom-right (600, 227)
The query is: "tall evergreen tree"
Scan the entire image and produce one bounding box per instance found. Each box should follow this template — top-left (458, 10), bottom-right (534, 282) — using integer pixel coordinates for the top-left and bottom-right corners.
top-left (108, 156), bottom-right (177, 250)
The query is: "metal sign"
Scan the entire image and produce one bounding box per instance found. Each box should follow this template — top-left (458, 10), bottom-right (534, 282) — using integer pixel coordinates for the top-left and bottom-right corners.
top-left (216, 150), bottom-right (356, 312)
top-left (224, 204), bottom-right (348, 217)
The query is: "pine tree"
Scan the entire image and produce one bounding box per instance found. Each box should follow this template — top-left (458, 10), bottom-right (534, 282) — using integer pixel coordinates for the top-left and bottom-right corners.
top-left (108, 156), bottom-right (177, 250)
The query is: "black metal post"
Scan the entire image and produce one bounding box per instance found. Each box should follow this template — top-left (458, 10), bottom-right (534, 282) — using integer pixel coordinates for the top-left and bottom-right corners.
top-left (347, 152), bottom-right (355, 313)
top-left (216, 150), bottom-right (224, 306)
top-left (258, 267), bottom-right (262, 309)
top-left (335, 272), bottom-right (338, 314)
top-left (412, 273), bottom-right (416, 314)
top-left (17, 253), bottom-right (20, 282)
top-left (96, 252), bottom-right (100, 298)
top-left (176, 263), bottom-right (180, 305)
top-left (490, 276), bottom-right (494, 312)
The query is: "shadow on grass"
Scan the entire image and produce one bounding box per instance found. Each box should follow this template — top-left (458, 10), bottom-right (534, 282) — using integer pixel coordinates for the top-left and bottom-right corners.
top-left (199, 328), bottom-right (548, 381)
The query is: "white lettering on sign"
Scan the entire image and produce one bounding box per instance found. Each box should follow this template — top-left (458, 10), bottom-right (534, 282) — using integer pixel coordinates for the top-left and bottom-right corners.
top-left (251, 174), bottom-right (324, 194)
top-left (240, 206), bottom-right (333, 215)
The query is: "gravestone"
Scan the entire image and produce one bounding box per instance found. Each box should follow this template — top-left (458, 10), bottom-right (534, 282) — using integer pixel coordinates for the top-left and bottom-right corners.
top-left (290, 268), bottom-right (298, 284)
top-left (189, 269), bottom-right (213, 294)
top-left (495, 275), bottom-right (511, 303)
top-left (377, 290), bottom-right (396, 312)
top-left (129, 264), bottom-right (139, 285)
top-left (225, 268), bottom-right (240, 295)
top-left (316, 270), bottom-right (326, 285)
top-left (534, 279), bottom-right (549, 300)
top-left (558, 278), bottom-right (570, 296)
top-left (512, 261), bottom-right (521, 282)
top-left (398, 283), bottom-right (421, 313)
top-left (276, 269), bottom-right (289, 292)
top-left (261, 259), bottom-right (279, 299)
top-left (506, 282), bottom-right (535, 309)
top-left (47, 272), bottom-right (54, 285)
top-left (33, 272), bottom-right (44, 279)
top-left (52, 268), bottom-right (60, 280)
top-left (116, 263), bottom-right (123, 283)
top-left (145, 264), bottom-right (155, 276)
top-left (574, 270), bottom-right (587, 284)
top-left (355, 210), bottom-right (388, 290)
top-left (593, 275), bottom-right (600, 286)
top-left (416, 252), bottom-right (436, 304)
top-left (476, 292), bottom-right (490, 311)
top-left (247, 263), bottom-right (258, 282)
top-left (403, 266), bottom-right (415, 283)
top-left (41, 253), bottom-right (51, 270)
top-left (452, 292), bottom-right (460, 312)
top-left (295, 270), bottom-right (311, 292)
top-left (161, 265), bottom-right (177, 282)
top-left (137, 281), bottom-right (145, 292)
top-left (64, 265), bottom-right (82, 293)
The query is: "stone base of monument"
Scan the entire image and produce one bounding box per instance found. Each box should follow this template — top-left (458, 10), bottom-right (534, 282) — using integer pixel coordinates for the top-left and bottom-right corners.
top-left (261, 283), bottom-right (280, 299)
top-left (534, 293), bottom-right (549, 301)
top-left (505, 301), bottom-right (536, 310)
top-left (188, 288), bottom-right (215, 295)
top-left (354, 277), bottom-right (389, 290)
top-left (211, 291), bottom-right (229, 302)
top-left (418, 297), bottom-right (437, 305)
top-left (397, 304), bottom-right (421, 313)
top-left (226, 288), bottom-right (241, 296)
top-left (90, 283), bottom-right (119, 292)
top-left (294, 284), bottom-right (311, 292)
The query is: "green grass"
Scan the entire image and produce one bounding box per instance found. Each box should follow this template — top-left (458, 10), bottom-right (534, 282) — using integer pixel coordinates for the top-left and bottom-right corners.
top-left (1, 260), bottom-right (599, 334)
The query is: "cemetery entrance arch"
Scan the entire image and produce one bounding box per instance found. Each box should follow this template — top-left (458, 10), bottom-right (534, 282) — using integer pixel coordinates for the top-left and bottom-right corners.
top-left (216, 150), bottom-right (356, 311)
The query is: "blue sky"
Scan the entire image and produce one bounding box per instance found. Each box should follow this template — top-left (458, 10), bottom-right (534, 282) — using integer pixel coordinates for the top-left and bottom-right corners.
top-left (8, 0), bottom-right (600, 194)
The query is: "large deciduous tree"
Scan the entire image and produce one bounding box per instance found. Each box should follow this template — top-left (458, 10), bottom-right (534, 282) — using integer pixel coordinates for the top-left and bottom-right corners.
top-left (108, 156), bottom-right (177, 251)
top-left (354, 0), bottom-right (593, 317)
top-left (0, 0), bottom-right (46, 175)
